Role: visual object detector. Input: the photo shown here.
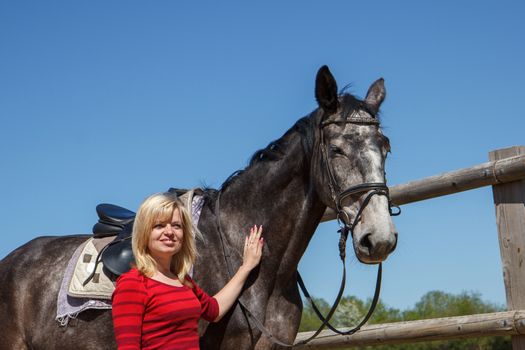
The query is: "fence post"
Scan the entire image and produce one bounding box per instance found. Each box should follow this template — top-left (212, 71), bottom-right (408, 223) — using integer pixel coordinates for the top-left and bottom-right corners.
top-left (490, 146), bottom-right (525, 349)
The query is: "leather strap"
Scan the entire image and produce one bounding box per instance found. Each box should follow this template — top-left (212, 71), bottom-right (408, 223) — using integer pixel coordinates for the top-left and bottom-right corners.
top-left (215, 191), bottom-right (379, 347)
top-left (297, 264), bottom-right (382, 336)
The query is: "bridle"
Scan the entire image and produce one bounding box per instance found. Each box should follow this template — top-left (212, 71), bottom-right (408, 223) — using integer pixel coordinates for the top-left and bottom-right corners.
top-left (319, 113), bottom-right (400, 260)
top-left (215, 110), bottom-right (400, 347)
top-left (294, 112), bottom-right (400, 340)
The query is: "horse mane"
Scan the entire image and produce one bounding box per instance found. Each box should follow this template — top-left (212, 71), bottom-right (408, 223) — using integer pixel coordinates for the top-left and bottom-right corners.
top-left (217, 115), bottom-right (316, 193)
top-left (201, 92), bottom-right (380, 207)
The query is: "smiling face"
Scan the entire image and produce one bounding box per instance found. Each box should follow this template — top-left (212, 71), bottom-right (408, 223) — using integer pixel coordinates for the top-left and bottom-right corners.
top-left (147, 208), bottom-right (184, 260)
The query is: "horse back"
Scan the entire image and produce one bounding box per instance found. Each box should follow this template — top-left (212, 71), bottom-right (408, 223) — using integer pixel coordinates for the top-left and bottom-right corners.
top-left (0, 235), bottom-right (116, 350)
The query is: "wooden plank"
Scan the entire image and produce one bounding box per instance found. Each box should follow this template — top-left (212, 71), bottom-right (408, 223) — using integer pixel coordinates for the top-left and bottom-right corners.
top-left (294, 310), bottom-right (525, 349)
top-left (490, 146), bottom-right (525, 350)
top-left (321, 152), bottom-right (525, 222)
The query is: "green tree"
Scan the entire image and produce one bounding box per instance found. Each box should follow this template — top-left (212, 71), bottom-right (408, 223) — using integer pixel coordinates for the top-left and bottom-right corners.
top-left (333, 296), bottom-right (401, 326)
top-left (402, 291), bottom-right (500, 321)
top-left (299, 290), bottom-right (510, 350)
top-left (335, 296), bottom-right (366, 326)
top-left (299, 297), bottom-right (331, 332)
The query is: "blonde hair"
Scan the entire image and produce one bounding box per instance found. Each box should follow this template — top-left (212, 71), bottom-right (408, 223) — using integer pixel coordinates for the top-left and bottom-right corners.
top-left (132, 192), bottom-right (197, 281)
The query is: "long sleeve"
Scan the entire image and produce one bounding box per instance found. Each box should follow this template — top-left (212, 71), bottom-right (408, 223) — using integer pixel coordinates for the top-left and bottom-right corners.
top-left (112, 270), bottom-right (147, 350)
top-left (186, 276), bottom-right (219, 322)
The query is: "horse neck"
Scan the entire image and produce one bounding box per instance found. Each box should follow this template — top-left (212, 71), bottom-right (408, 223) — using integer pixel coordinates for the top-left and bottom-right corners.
top-left (218, 121), bottom-right (326, 279)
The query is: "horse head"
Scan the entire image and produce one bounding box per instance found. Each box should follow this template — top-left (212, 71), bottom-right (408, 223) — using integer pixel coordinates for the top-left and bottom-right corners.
top-left (314, 65), bottom-right (398, 264)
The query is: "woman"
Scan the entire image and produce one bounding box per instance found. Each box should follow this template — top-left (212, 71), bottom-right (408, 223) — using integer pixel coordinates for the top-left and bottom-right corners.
top-left (111, 192), bottom-right (263, 350)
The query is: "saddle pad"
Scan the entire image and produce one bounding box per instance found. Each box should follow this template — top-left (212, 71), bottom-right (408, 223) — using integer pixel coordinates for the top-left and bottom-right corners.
top-left (56, 239), bottom-right (112, 326)
top-left (68, 237), bottom-right (116, 300)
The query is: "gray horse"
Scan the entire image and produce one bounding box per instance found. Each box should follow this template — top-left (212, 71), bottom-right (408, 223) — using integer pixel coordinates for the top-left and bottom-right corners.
top-left (0, 66), bottom-right (397, 350)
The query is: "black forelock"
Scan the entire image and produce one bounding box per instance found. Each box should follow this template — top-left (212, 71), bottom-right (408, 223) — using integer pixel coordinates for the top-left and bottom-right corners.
top-left (339, 93), bottom-right (380, 120)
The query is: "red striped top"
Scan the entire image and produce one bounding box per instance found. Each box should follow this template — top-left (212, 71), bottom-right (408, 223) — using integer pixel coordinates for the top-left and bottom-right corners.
top-left (111, 268), bottom-right (219, 350)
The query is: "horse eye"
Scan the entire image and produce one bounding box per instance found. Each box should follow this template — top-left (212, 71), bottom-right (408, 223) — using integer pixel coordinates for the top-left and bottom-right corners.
top-left (329, 145), bottom-right (344, 155)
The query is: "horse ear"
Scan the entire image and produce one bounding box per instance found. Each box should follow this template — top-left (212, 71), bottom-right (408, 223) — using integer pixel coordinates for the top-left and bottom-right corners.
top-left (365, 78), bottom-right (386, 115)
top-left (315, 65), bottom-right (339, 114)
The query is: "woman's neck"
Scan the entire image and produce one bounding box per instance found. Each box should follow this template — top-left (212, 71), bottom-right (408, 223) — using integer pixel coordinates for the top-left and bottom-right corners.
top-left (151, 253), bottom-right (174, 276)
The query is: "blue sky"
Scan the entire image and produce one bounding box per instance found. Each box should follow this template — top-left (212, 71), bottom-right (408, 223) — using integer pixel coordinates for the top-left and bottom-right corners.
top-left (1, 1), bottom-right (524, 311)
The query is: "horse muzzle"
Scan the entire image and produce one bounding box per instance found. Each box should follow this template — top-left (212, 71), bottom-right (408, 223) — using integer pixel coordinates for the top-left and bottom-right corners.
top-left (353, 229), bottom-right (398, 264)
top-left (346, 196), bottom-right (398, 264)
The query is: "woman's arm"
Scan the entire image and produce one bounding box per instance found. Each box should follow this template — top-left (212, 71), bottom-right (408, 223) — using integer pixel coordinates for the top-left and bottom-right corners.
top-left (212, 225), bottom-right (264, 321)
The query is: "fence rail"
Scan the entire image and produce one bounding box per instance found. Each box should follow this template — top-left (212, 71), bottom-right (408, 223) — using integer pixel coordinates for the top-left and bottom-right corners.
top-left (301, 146), bottom-right (525, 349)
top-left (294, 310), bottom-right (525, 349)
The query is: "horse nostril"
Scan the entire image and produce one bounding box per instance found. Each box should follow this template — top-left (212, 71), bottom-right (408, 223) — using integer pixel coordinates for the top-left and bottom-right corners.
top-left (359, 233), bottom-right (373, 251)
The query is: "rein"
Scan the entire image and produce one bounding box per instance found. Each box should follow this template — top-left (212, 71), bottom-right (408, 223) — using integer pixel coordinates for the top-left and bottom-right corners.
top-left (214, 112), bottom-right (400, 347)
top-left (303, 113), bottom-right (400, 338)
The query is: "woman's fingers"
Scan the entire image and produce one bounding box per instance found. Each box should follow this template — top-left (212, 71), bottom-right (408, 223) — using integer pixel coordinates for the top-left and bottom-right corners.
top-left (257, 236), bottom-right (264, 255)
top-left (242, 225), bottom-right (264, 269)
top-left (248, 225), bottom-right (259, 243)
top-left (256, 225), bottom-right (263, 254)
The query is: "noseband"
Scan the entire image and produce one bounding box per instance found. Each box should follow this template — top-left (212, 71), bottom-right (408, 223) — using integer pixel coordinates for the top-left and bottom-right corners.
top-left (335, 182), bottom-right (400, 259)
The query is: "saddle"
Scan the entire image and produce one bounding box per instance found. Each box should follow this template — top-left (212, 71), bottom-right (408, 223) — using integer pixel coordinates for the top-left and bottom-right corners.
top-left (92, 204), bottom-right (135, 238)
top-left (89, 188), bottom-right (198, 281)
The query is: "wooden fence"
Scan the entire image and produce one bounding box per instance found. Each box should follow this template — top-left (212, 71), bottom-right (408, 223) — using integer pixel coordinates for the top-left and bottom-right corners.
top-left (295, 146), bottom-right (525, 349)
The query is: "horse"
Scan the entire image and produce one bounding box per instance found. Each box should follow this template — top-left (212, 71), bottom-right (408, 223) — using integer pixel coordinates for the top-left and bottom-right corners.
top-left (0, 65), bottom-right (398, 350)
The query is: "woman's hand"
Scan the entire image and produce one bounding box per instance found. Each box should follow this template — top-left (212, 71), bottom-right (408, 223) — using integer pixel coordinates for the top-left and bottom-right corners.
top-left (213, 225), bottom-right (264, 321)
top-left (242, 225), bottom-right (264, 271)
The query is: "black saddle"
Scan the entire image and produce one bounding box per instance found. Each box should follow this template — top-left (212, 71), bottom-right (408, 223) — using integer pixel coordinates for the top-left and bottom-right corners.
top-left (84, 204), bottom-right (137, 282)
top-left (93, 204), bottom-right (135, 238)
top-left (100, 222), bottom-right (134, 277)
